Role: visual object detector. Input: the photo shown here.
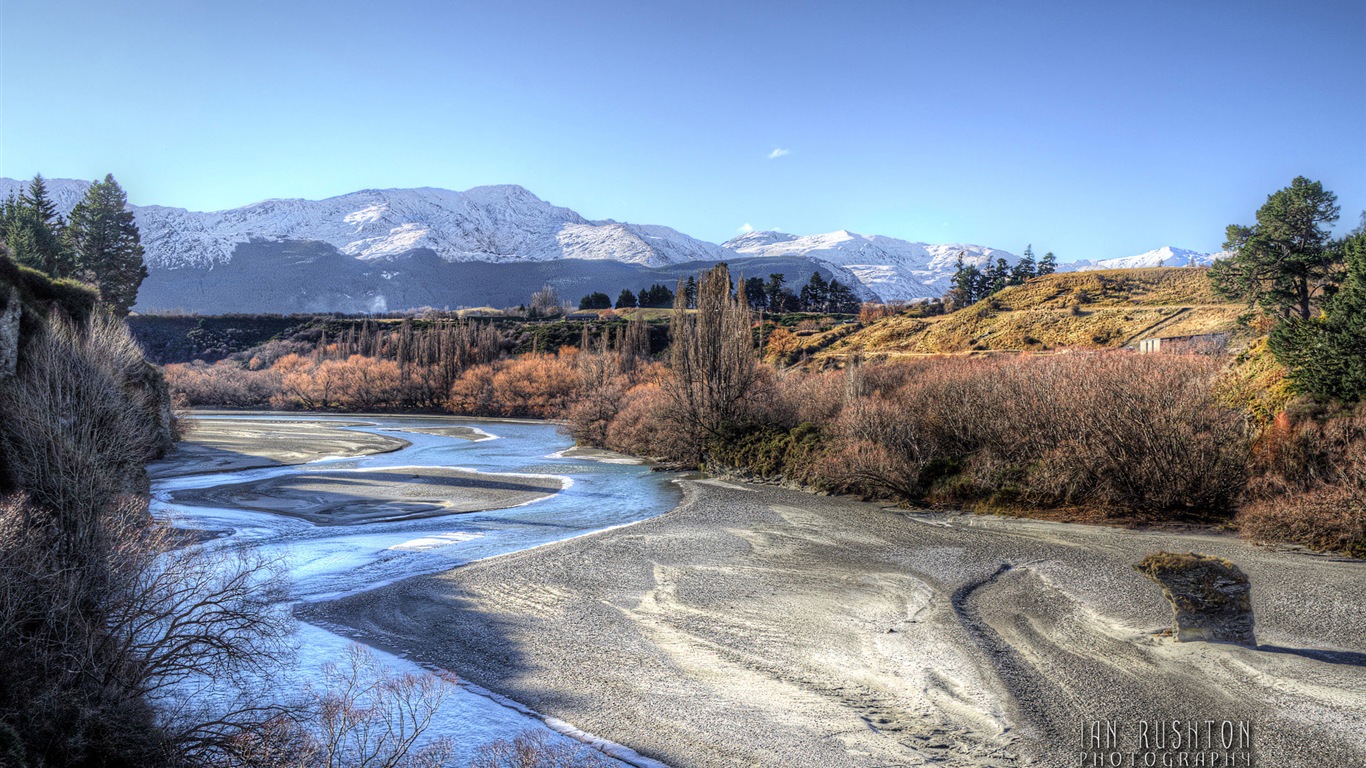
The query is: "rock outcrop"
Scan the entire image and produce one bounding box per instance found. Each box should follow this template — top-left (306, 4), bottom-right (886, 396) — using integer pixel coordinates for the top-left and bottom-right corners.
top-left (1135, 552), bottom-right (1256, 646)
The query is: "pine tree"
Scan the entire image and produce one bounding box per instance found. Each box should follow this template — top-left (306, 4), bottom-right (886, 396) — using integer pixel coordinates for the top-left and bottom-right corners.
top-left (684, 275), bottom-right (698, 309)
top-left (1210, 176), bottom-right (1341, 320)
top-left (1038, 251), bottom-right (1057, 275)
top-left (947, 252), bottom-right (986, 307)
top-left (986, 258), bottom-right (1009, 295)
top-left (66, 175), bottom-right (147, 314)
top-left (743, 277), bottom-right (767, 310)
top-left (1269, 229), bottom-right (1366, 403)
top-left (826, 279), bottom-right (860, 314)
top-left (799, 272), bottom-right (829, 311)
top-left (616, 289), bottom-right (638, 308)
top-left (1, 176), bottom-right (74, 277)
top-left (1010, 245), bottom-right (1036, 285)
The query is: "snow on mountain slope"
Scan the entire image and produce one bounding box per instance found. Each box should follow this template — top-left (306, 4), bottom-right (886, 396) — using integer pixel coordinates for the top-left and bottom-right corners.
top-left (0, 179), bottom-right (719, 270)
top-left (725, 230), bottom-right (1019, 301)
top-left (1, 177), bottom-right (1223, 304)
top-left (1066, 246), bottom-right (1224, 271)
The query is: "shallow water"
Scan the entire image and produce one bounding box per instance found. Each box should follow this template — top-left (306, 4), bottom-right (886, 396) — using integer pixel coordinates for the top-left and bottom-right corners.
top-left (151, 414), bottom-right (681, 764)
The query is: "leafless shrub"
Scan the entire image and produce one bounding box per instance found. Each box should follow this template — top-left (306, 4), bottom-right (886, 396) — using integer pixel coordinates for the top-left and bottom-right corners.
top-left (223, 644), bottom-right (455, 768)
top-left (470, 729), bottom-right (611, 768)
top-left (821, 353), bottom-right (1249, 516)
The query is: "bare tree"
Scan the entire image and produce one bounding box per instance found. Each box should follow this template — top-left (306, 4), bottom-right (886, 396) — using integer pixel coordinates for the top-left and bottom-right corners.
top-left (664, 264), bottom-right (764, 459)
top-left (223, 645), bottom-right (456, 768)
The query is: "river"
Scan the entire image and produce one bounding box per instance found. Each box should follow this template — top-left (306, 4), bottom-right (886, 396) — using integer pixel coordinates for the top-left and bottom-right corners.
top-left (150, 413), bottom-right (681, 764)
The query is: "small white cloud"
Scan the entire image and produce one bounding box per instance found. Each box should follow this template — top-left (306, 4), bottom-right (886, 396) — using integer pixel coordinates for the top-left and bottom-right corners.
top-left (767, 147), bottom-right (790, 159)
top-left (738, 222), bottom-right (755, 234)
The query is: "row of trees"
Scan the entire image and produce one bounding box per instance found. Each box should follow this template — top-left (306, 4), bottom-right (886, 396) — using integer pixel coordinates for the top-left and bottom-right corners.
top-left (580, 283), bottom-right (676, 310)
top-left (1, 174), bottom-right (148, 314)
top-left (945, 245), bottom-right (1057, 306)
top-left (582, 271), bottom-right (861, 314)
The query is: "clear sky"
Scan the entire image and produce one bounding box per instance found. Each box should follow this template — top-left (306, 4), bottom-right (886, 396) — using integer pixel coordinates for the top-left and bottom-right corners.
top-left (2, 0), bottom-right (1362, 258)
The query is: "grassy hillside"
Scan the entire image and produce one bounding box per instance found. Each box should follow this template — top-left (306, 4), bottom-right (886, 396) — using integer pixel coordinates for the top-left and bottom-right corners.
top-left (819, 268), bottom-right (1251, 361)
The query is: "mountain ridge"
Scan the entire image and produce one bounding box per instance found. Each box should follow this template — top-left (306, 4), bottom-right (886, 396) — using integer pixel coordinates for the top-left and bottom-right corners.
top-left (0, 177), bottom-right (1223, 309)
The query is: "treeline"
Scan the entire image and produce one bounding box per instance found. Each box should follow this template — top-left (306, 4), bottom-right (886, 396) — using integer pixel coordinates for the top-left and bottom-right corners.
top-left (581, 271), bottom-right (860, 314)
top-left (2, 174), bottom-right (148, 314)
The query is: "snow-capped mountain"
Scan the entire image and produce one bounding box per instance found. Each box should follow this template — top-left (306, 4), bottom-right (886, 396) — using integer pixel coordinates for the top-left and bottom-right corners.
top-left (1066, 246), bottom-right (1223, 272)
top-left (725, 230), bottom-right (1021, 300)
top-left (0, 177), bottom-right (1222, 311)
top-left (0, 179), bottom-right (726, 270)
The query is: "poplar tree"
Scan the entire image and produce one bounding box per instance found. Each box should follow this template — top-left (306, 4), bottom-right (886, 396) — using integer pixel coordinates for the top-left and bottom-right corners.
top-left (66, 175), bottom-right (148, 314)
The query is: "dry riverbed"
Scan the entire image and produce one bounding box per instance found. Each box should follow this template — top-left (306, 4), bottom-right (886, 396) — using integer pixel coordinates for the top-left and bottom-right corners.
top-left (306, 478), bottom-right (1366, 768)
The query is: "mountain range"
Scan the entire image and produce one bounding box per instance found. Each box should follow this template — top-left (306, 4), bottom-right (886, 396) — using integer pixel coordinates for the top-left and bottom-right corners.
top-left (0, 178), bottom-right (1224, 314)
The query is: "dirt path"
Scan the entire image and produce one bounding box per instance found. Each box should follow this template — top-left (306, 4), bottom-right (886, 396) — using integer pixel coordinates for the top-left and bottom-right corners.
top-left (306, 479), bottom-right (1366, 767)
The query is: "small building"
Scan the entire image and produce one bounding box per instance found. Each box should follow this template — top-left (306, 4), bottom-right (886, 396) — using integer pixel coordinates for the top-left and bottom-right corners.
top-left (1137, 333), bottom-right (1228, 355)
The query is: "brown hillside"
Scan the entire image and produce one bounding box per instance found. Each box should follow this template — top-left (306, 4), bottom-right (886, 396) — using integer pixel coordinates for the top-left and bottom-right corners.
top-left (819, 268), bottom-right (1251, 361)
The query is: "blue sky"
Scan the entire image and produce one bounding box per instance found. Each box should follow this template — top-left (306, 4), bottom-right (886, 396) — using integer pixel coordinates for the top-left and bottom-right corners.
top-left (2, 0), bottom-right (1362, 258)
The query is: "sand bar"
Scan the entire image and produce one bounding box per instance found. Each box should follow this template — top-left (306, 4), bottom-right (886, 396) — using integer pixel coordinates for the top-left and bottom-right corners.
top-left (168, 465), bottom-right (565, 525)
top-left (149, 416), bottom-right (408, 478)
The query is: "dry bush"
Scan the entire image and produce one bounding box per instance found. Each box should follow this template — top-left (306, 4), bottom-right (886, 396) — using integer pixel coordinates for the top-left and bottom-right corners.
top-left (1237, 410), bottom-right (1366, 555)
top-left (488, 354), bottom-right (579, 418)
top-left (564, 351), bottom-right (631, 446)
top-left (601, 382), bottom-right (696, 461)
top-left (470, 730), bottom-right (610, 768)
top-left (0, 311), bottom-right (165, 539)
top-left (448, 363), bottom-right (499, 415)
top-left (821, 353), bottom-right (1249, 517)
top-left (167, 361), bottom-right (279, 408)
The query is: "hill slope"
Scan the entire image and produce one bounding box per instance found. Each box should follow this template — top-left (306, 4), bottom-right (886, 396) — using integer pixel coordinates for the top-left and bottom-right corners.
top-left (818, 268), bottom-right (1250, 361)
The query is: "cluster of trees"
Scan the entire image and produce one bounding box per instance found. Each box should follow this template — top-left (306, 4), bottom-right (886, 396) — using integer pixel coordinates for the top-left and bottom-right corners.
top-left (1, 174), bottom-right (149, 314)
top-left (945, 245), bottom-right (1056, 306)
top-left (1211, 177), bottom-right (1365, 404)
top-left (580, 283), bottom-right (678, 310)
top-left (741, 272), bottom-right (860, 313)
top-left (579, 272), bottom-right (859, 315)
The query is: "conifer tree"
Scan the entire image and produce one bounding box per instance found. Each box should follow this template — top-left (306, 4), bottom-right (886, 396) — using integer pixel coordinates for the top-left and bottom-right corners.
top-left (616, 288), bottom-right (638, 308)
top-left (1, 175), bottom-right (74, 277)
top-left (1269, 228), bottom-right (1366, 403)
top-left (684, 275), bottom-right (698, 309)
top-left (743, 277), bottom-right (767, 310)
top-left (1210, 176), bottom-right (1340, 320)
top-left (987, 257), bottom-right (1009, 295)
top-left (1010, 245), bottom-right (1036, 284)
top-left (1037, 251), bottom-right (1057, 275)
top-left (799, 272), bottom-right (829, 311)
top-left (66, 175), bottom-right (147, 314)
top-left (826, 279), bottom-right (860, 314)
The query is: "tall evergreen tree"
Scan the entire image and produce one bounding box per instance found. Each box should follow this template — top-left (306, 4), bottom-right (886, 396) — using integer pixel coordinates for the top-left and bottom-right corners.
top-left (66, 174), bottom-right (148, 314)
top-left (684, 275), bottom-right (698, 309)
top-left (1, 175), bottom-right (74, 277)
top-left (615, 288), bottom-right (638, 308)
top-left (1010, 245), bottom-right (1036, 285)
top-left (1037, 251), bottom-right (1057, 275)
top-left (799, 272), bottom-right (829, 311)
top-left (947, 252), bottom-right (984, 307)
top-left (1269, 229), bottom-right (1366, 402)
top-left (1209, 176), bottom-right (1341, 320)
top-left (764, 273), bottom-right (794, 312)
top-left (826, 279), bottom-right (860, 314)
top-left (743, 276), bottom-right (767, 310)
top-left (987, 257), bottom-right (1009, 295)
